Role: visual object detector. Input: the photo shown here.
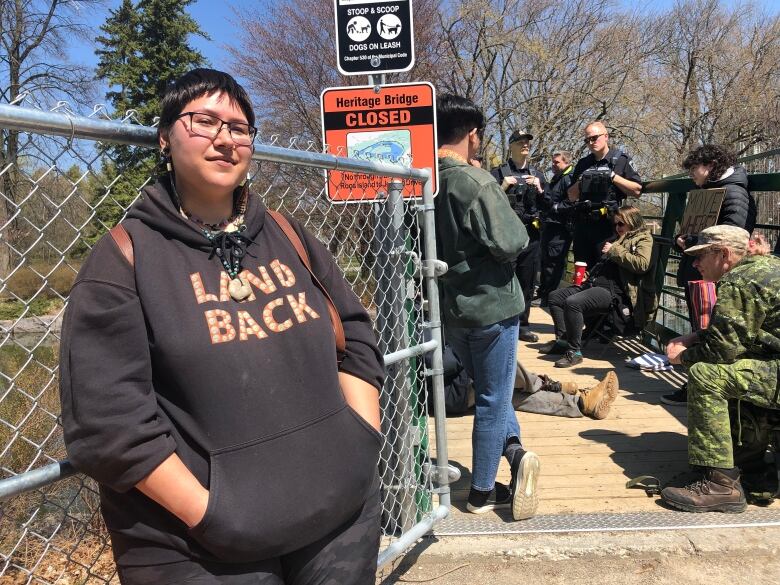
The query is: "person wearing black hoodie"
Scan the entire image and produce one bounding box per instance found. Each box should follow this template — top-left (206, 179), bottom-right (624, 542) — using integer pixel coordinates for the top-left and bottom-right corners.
top-left (663, 144), bottom-right (757, 406)
top-left (59, 69), bottom-right (385, 584)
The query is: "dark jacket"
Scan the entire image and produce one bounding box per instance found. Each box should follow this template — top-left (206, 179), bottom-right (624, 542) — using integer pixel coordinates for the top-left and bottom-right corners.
top-left (490, 159), bottom-right (547, 240)
top-left (59, 179), bottom-right (384, 566)
top-left (436, 156), bottom-right (528, 327)
top-left (676, 165), bottom-right (757, 286)
top-left (539, 165), bottom-right (574, 227)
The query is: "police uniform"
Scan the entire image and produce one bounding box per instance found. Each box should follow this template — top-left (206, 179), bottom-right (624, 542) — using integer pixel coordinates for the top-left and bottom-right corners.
top-left (491, 158), bottom-right (547, 337)
top-left (570, 148), bottom-right (641, 268)
top-left (537, 165), bottom-right (574, 302)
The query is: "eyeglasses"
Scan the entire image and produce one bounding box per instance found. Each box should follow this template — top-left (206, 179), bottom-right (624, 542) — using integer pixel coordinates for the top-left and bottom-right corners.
top-left (583, 134), bottom-right (605, 144)
top-left (475, 126), bottom-right (485, 139)
top-left (614, 221), bottom-right (626, 228)
top-left (177, 112), bottom-right (257, 146)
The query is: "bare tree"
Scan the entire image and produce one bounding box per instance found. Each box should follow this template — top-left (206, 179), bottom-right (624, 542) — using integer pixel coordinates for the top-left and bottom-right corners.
top-left (643, 0), bottom-right (780, 164)
top-left (0, 0), bottom-right (98, 274)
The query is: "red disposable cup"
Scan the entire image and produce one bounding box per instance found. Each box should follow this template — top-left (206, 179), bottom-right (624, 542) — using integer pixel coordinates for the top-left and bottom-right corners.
top-left (573, 261), bottom-right (587, 286)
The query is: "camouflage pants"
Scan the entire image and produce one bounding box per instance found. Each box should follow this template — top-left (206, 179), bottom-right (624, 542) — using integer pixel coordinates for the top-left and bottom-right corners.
top-left (687, 359), bottom-right (780, 468)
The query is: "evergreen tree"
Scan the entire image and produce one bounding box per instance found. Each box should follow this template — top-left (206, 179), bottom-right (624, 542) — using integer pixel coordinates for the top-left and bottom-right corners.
top-left (91, 0), bottom-right (207, 239)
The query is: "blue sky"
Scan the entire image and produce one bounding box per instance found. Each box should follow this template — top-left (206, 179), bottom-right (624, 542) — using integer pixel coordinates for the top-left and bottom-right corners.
top-left (73, 0), bottom-right (682, 71)
top-left (71, 0), bottom-right (260, 72)
top-left (68, 0), bottom-right (778, 103)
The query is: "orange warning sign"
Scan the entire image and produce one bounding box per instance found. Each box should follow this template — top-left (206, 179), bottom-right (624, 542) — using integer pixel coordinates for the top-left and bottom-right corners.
top-left (321, 82), bottom-right (437, 201)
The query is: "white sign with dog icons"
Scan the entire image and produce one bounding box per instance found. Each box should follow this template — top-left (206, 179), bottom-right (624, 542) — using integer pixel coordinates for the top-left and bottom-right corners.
top-left (334, 0), bottom-right (415, 75)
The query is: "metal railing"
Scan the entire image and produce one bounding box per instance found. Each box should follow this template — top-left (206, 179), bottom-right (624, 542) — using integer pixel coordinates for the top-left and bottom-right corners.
top-left (0, 101), bottom-right (452, 582)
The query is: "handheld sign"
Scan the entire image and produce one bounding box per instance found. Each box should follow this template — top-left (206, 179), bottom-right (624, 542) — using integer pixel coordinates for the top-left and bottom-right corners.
top-left (680, 188), bottom-right (726, 235)
top-left (334, 0), bottom-right (414, 75)
top-left (321, 82), bottom-right (437, 201)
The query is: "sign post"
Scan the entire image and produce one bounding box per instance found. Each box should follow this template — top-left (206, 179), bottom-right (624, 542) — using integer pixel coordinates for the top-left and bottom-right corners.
top-left (321, 82), bottom-right (437, 201)
top-left (334, 0), bottom-right (414, 75)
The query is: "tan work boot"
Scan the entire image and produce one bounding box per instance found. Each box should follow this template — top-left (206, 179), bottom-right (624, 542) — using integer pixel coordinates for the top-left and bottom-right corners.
top-left (560, 381), bottom-right (579, 395)
top-left (538, 374), bottom-right (578, 395)
top-left (578, 371), bottom-right (618, 419)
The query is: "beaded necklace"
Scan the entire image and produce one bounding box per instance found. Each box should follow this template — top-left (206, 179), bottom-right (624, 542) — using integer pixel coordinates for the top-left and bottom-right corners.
top-left (170, 176), bottom-right (254, 301)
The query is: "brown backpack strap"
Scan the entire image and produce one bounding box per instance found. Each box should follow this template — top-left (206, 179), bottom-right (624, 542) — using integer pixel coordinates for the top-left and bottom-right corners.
top-left (266, 210), bottom-right (347, 360)
top-left (110, 224), bottom-right (134, 267)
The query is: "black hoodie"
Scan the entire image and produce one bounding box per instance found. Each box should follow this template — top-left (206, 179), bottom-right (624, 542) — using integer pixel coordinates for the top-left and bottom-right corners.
top-left (59, 180), bottom-right (385, 566)
top-left (676, 165), bottom-right (757, 285)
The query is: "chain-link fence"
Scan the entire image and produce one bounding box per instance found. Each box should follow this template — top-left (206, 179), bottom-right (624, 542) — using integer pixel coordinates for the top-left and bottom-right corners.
top-left (0, 99), bottom-right (451, 583)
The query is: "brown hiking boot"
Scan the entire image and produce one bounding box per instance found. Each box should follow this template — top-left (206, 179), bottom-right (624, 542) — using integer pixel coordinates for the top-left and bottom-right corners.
top-left (661, 468), bottom-right (747, 513)
top-left (578, 371), bottom-right (618, 419)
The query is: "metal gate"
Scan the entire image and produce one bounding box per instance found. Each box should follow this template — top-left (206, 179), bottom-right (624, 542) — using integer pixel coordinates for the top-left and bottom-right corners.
top-left (0, 99), bottom-right (451, 583)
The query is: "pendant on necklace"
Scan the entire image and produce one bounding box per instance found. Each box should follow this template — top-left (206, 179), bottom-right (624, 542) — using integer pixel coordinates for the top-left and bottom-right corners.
top-left (228, 276), bottom-right (252, 301)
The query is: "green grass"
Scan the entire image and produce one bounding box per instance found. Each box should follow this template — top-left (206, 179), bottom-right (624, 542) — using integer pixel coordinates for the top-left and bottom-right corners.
top-left (0, 296), bottom-right (65, 320)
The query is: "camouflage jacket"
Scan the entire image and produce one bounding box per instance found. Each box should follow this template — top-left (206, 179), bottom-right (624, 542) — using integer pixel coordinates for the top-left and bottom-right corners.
top-left (682, 254), bottom-right (780, 367)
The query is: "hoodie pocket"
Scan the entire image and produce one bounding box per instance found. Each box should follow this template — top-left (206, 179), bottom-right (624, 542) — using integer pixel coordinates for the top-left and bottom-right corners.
top-left (188, 404), bottom-right (380, 563)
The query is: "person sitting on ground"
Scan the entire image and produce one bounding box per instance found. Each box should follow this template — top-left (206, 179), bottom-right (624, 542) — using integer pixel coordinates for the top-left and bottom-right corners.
top-left (662, 225), bottom-right (780, 514)
top-left (513, 367), bottom-right (619, 420)
top-left (542, 204), bottom-right (655, 368)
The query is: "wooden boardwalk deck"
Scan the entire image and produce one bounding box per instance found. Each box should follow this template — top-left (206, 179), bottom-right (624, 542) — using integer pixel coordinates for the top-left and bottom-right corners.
top-left (431, 306), bottom-right (779, 519)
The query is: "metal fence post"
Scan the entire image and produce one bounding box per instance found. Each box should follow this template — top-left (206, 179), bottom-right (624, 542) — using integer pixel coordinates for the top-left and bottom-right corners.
top-left (419, 171), bottom-right (451, 511)
top-left (372, 178), bottom-right (415, 533)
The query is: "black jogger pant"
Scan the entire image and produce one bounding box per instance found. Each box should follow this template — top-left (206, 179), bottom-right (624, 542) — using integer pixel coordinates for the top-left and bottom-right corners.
top-left (515, 239), bottom-right (540, 329)
top-left (538, 224), bottom-right (572, 300)
top-left (548, 285), bottom-right (613, 351)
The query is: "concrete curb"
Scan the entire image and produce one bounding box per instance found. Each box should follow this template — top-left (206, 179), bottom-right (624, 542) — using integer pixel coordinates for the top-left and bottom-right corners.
top-left (409, 526), bottom-right (780, 562)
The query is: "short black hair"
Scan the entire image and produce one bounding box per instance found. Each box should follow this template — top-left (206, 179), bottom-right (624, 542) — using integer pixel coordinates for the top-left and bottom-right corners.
top-left (682, 144), bottom-right (736, 180)
top-left (158, 68), bottom-right (255, 135)
top-left (436, 93), bottom-right (484, 145)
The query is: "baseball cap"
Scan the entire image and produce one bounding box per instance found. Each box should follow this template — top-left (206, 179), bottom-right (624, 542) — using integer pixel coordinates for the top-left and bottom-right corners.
top-left (509, 129), bottom-right (534, 143)
top-left (684, 225), bottom-right (749, 255)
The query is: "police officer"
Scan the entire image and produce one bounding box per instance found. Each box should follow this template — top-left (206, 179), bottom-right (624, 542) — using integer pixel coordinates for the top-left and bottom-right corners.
top-left (491, 129), bottom-right (547, 342)
top-left (567, 121), bottom-right (642, 268)
top-left (536, 151), bottom-right (574, 306)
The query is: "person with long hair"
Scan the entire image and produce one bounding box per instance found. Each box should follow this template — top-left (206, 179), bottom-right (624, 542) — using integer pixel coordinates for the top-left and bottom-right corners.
top-left (59, 69), bottom-right (385, 584)
top-left (542, 204), bottom-right (655, 368)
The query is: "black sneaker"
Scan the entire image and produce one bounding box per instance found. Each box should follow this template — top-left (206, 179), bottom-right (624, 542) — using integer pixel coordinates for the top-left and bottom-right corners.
top-left (661, 387), bottom-right (688, 406)
top-left (539, 339), bottom-right (569, 354)
top-left (555, 350), bottom-right (583, 368)
top-left (509, 449), bottom-right (540, 520)
top-left (519, 330), bottom-right (539, 342)
top-left (466, 483), bottom-right (512, 513)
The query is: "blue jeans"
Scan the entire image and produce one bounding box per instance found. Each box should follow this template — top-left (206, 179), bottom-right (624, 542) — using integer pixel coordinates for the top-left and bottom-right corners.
top-left (447, 316), bottom-right (522, 492)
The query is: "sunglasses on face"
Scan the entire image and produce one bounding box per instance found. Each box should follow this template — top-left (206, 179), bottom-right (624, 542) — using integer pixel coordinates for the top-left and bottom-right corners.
top-left (614, 221), bottom-right (626, 228)
top-left (584, 134), bottom-right (605, 144)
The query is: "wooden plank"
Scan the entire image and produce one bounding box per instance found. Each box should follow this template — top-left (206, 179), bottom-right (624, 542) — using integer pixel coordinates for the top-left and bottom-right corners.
top-left (432, 306), bottom-right (698, 516)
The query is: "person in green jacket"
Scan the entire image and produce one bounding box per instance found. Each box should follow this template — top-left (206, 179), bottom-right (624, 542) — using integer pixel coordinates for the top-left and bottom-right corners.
top-left (663, 225), bottom-right (780, 513)
top-left (542, 205), bottom-right (655, 367)
top-left (434, 94), bottom-right (540, 521)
